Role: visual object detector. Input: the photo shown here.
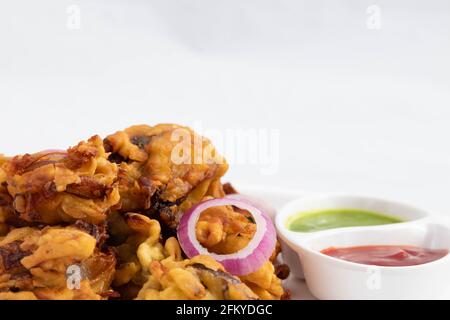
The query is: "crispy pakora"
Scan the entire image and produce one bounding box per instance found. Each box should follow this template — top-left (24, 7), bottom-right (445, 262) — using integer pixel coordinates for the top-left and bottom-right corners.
top-left (111, 213), bottom-right (284, 300)
top-left (3, 136), bottom-right (120, 225)
top-left (104, 124), bottom-right (228, 232)
top-left (0, 224), bottom-right (116, 300)
top-left (0, 124), bottom-right (289, 300)
top-left (111, 213), bottom-right (259, 300)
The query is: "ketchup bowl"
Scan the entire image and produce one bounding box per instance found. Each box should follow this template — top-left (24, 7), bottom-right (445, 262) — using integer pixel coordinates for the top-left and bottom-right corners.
top-left (295, 223), bottom-right (450, 299)
top-left (275, 195), bottom-right (450, 299)
top-left (276, 195), bottom-right (429, 279)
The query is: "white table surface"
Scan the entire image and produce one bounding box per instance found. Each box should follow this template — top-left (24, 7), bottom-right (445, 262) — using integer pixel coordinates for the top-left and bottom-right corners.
top-left (1, 1), bottom-right (450, 216)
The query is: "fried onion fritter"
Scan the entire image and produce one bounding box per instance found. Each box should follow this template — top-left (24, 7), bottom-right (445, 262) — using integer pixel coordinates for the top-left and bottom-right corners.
top-left (111, 214), bottom-right (284, 300)
top-left (0, 124), bottom-right (288, 300)
top-left (3, 136), bottom-right (120, 224)
top-left (104, 124), bottom-right (228, 232)
top-left (0, 225), bottom-right (116, 300)
top-left (137, 255), bottom-right (260, 300)
top-left (129, 215), bottom-right (258, 300)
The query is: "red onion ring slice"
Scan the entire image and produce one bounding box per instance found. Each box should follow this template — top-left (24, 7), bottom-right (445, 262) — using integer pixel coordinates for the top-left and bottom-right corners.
top-left (177, 198), bottom-right (277, 276)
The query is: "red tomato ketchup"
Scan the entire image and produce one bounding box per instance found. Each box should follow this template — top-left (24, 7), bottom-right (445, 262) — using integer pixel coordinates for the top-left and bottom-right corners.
top-left (321, 245), bottom-right (449, 267)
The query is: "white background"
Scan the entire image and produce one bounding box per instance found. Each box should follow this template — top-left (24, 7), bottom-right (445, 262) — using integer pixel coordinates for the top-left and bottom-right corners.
top-left (1, 1), bottom-right (450, 214)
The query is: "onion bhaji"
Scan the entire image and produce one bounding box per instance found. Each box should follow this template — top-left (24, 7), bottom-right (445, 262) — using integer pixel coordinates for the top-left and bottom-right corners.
top-left (0, 124), bottom-right (288, 300)
top-left (110, 212), bottom-right (284, 300)
top-left (0, 224), bottom-right (115, 300)
top-left (3, 136), bottom-right (120, 225)
top-left (104, 124), bottom-right (228, 232)
top-left (111, 214), bottom-right (280, 300)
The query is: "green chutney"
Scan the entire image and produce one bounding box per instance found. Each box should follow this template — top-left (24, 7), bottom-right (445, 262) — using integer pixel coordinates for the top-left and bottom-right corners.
top-left (288, 208), bottom-right (403, 232)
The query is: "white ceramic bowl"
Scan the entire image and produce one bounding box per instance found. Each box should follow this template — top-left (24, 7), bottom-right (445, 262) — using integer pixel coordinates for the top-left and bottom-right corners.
top-left (275, 195), bottom-right (450, 300)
